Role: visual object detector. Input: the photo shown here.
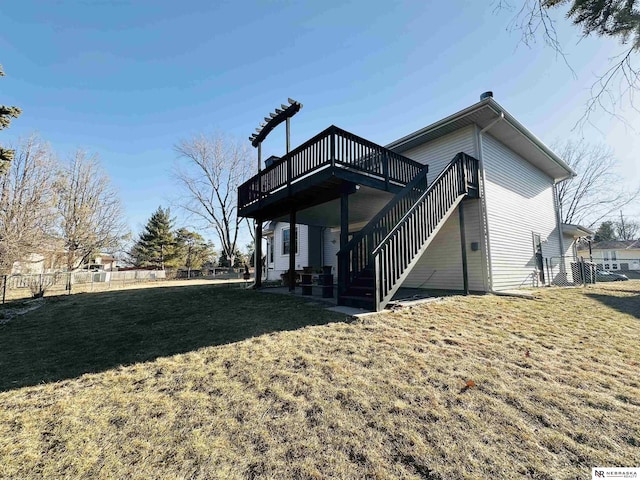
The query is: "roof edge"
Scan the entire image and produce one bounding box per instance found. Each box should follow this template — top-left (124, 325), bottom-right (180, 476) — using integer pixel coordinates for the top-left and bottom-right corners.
top-left (488, 98), bottom-right (576, 180)
top-left (386, 97), bottom-right (576, 180)
top-left (386, 98), bottom-right (491, 150)
top-left (561, 223), bottom-right (594, 237)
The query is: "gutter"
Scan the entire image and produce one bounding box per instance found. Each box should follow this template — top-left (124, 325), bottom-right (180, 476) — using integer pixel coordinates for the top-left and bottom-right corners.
top-left (553, 183), bottom-right (566, 268)
top-left (387, 97), bottom-right (576, 182)
top-left (476, 112), bottom-right (504, 293)
top-left (486, 98), bottom-right (576, 180)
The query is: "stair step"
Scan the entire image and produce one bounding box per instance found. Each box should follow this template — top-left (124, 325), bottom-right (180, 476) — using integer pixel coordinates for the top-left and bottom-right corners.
top-left (351, 278), bottom-right (374, 288)
top-left (339, 295), bottom-right (374, 310)
top-left (339, 153), bottom-right (478, 312)
top-left (345, 288), bottom-right (373, 298)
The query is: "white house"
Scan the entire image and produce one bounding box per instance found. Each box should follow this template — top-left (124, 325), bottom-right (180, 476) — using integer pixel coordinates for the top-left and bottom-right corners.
top-left (241, 94), bottom-right (581, 311)
top-left (88, 254), bottom-right (117, 271)
top-left (578, 240), bottom-right (640, 273)
top-left (264, 222), bottom-right (312, 281)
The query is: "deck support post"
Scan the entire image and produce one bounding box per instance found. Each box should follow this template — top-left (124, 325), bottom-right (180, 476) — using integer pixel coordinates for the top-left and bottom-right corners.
top-left (337, 189), bottom-right (350, 299)
top-left (459, 203), bottom-right (469, 295)
top-left (255, 219), bottom-right (262, 288)
top-left (289, 208), bottom-right (296, 292)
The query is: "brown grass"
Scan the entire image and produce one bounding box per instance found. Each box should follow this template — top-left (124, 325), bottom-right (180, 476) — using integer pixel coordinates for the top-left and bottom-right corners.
top-left (1, 282), bottom-right (639, 479)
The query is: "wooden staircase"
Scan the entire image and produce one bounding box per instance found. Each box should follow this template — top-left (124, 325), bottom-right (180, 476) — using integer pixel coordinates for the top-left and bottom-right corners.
top-left (337, 153), bottom-right (479, 311)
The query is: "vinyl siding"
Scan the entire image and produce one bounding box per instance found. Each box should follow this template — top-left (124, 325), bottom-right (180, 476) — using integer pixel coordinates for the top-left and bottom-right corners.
top-left (482, 134), bottom-right (562, 290)
top-left (401, 199), bottom-right (485, 291)
top-left (395, 126), bottom-right (483, 291)
top-left (323, 229), bottom-right (340, 277)
top-left (398, 125), bottom-right (477, 181)
top-left (580, 249), bottom-right (640, 271)
top-left (560, 233), bottom-right (579, 284)
top-left (265, 223), bottom-right (309, 280)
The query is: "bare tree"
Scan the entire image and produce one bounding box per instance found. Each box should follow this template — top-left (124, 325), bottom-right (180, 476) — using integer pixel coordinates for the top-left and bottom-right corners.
top-left (173, 133), bottom-right (252, 267)
top-left (0, 65), bottom-right (22, 176)
top-left (0, 135), bottom-right (56, 275)
top-left (54, 150), bottom-right (128, 270)
top-left (555, 140), bottom-right (640, 228)
top-left (615, 212), bottom-right (640, 240)
top-left (496, 0), bottom-right (640, 128)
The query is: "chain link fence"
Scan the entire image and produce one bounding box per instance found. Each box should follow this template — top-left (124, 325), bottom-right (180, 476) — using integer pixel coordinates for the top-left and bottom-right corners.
top-left (1, 270), bottom-right (168, 303)
top-left (542, 256), bottom-right (640, 287)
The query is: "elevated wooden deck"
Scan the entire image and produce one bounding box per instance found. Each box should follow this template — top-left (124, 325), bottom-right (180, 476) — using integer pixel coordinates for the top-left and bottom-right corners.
top-left (238, 126), bottom-right (425, 220)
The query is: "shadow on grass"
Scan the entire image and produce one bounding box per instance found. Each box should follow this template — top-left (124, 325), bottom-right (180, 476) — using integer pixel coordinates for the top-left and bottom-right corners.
top-left (0, 283), bottom-right (345, 392)
top-left (585, 291), bottom-right (640, 320)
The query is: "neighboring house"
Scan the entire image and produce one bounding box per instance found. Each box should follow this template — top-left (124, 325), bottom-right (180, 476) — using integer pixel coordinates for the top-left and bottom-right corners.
top-left (10, 251), bottom-right (117, 275)
top-left (87, 254), bottom-right (117, 271)
top-left (10, 240), bottom-right (67, 275)
top-left (240, 94), bottom-right (583, 311)
top-left (578, 240), bottom-right (640, 272)
top-left (11, 253), bottom-right (47, 275)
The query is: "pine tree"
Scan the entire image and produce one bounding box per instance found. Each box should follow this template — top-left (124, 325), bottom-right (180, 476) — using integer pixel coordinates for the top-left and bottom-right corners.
top-left (0, 65), bottom-right (22, 175)
top-left (562, 0), bottom-right (640, 49)
top-left (593, 220), bottom-right (616, 242)
top-left (131, 207), bottom-right (176, 269)
top-left (174, 228), bottom-right (215, 275)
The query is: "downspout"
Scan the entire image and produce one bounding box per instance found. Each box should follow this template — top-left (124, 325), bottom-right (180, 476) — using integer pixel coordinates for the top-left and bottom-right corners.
top-left (553, 182), bottom-right (566, 266)
top-left (320, 227), bottom-right (325, 270)
top-left (476, 112), bottom-right (504, 292)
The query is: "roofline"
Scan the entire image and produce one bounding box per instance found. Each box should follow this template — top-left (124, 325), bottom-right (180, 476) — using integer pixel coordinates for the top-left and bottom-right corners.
top-left (386, 99), bottom-right (490, 150)
top-left (489, 99), bottom-right (576, 179)
top-left (586, 240), bottom-right (640, 250)
top-left (627, 240), bottom-right (640, 249)
top-left (386, 97), bottom-right (577, 179)
top-left (561, 223), bottom-right (594, 237)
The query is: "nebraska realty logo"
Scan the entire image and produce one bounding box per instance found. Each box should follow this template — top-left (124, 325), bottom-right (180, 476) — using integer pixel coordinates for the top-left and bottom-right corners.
top-left (592, 468), bottom-right (639, 479)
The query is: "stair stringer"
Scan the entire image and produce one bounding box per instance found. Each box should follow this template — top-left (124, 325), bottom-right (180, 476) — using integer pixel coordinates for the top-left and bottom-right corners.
top-left (375, 194), bottom-right (466, 310)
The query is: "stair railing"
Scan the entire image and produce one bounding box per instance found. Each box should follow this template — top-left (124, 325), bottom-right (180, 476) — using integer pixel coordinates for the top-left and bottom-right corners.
top-left (337, 163), bottom-right (429, 297)
top-left (371, 153), bottom-right (478, 309)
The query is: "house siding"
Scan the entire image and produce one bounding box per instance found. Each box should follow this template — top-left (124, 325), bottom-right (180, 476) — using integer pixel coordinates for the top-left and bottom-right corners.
top-left (265, 223), bottom-right (309, 281)
top-left (398, 125), bottom-right (477, 180)
top-left (560, 233), bottom-right (579, 284)
top-left (580, 249), bottom-right (640, 271)
top-left (323, 229), bottom-right (340, 277)
top-left (482, 133), bottom-right (562, 290)
top-left (401, 199), bottom-right (485, 291)
top-left (393, 126), bottom-right (483, 291)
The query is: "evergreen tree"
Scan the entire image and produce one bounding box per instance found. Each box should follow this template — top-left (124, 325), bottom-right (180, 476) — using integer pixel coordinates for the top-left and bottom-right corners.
top-left (561, 0), bottom-right (640, 49)
top-left (245, 240), bottom-right (255, 267)
top-left (593, 220), bottom-right (616, 242)
top-left (131, 207), bottom-right (176, 269)
top-left (218, 248), bottom-right (243, 268)
top-left (174, 228), bottom-right (215, 273)
top-left (0, 65), bottom-right (22, 175)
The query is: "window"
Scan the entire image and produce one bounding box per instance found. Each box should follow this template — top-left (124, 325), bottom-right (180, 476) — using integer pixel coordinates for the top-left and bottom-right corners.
top-left (604, 251), bottom-right (609, 261)
top-left (612, 264), bottom-right (618, 270)
top-left (282, 227), bottom-right (298, 255)
top-left (611, 251), bottom-right (617, 261)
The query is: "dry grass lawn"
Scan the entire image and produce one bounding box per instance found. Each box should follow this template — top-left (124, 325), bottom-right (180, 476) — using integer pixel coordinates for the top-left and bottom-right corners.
top-left (1, 282), bottom-right (639, 479)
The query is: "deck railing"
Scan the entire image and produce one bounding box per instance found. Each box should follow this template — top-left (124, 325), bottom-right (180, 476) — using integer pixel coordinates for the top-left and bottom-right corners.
top-left (238, 125), bottom-right (423, 212)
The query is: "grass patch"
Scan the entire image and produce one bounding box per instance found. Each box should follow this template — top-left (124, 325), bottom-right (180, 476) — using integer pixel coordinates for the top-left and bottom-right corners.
top-left (0, 283), bottom-right (344, 391)
top-left (1, 282), bottom-right (639, 479)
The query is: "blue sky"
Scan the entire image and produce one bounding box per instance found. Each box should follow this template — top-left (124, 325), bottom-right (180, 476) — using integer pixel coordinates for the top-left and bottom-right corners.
top-left (1, 1), bottom-right (638, 249)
